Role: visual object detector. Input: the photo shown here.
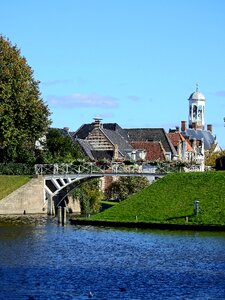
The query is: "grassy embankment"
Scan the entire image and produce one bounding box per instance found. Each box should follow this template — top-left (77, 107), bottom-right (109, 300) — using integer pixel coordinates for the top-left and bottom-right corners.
top-left (0, 176), bottom-right (31, 200)
top-left (90, 172), bottom-right (225, 226)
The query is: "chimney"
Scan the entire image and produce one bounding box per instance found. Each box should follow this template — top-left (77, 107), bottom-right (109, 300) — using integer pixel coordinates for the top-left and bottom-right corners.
top-left (93, 117), bottom-right (102, 129)
top-left (207, 124), bottom-right (212, 132)
top-left (181, 121), bottom-right (186, 132)
top-left (192, 122), bottom-right (197, 130)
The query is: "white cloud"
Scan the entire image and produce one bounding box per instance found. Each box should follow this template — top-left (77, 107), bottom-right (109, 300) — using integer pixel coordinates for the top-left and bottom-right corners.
top-left (214, 90), bottom-right (225, 97)
top-left (41, 79), bottom-right (72, 86)
top-left (48, 93), bottom-right (118, 108)
top-left (127, 95), bottom-right (140, 102)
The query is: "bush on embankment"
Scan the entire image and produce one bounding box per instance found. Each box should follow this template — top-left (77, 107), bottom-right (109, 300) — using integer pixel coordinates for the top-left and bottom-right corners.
top-left (91, 172), bottom-right (225, 226)
top-left (0, 176), bottom-right (31, 200)
top-left (0, 163), bottom-right (34, 175)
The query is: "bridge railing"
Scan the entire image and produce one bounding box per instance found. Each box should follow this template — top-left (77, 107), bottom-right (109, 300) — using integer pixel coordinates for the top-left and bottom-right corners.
top-left (35, 163), bottom-right (103, 175)
top-left (34, 162), bottom-right (171, 175)
top-left (34, 162), bottom-right (143, 175)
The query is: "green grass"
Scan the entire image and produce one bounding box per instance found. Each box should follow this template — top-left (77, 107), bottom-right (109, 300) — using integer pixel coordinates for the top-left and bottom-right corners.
top-left (91, 172), bottom-right (225, 226)
top-left (0, 175), bottom-right (31, 200)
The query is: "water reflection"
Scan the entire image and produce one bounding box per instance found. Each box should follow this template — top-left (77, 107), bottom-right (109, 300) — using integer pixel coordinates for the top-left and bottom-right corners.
top-left (0, 217), bottom-right (224, 299)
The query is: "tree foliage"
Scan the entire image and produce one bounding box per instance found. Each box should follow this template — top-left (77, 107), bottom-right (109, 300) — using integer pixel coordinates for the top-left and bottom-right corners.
top-left (0, 35), bottom-right (51, 163)
top-left (44, 128), bottom-right (85, 163)
top-left (70, 178), bottom-right (104, 214)
top-left (105, 176), bottom-right (149, 201)
top-left (205, 150), bottom-right (225, 167)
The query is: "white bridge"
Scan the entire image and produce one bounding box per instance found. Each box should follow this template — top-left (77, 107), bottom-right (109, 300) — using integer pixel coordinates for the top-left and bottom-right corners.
top-left (35, 162), bottom-right (167, 214)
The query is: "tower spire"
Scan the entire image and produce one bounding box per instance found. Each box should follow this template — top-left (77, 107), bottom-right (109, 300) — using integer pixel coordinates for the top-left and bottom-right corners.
top-left (196, 82), bottom-right (199, 92)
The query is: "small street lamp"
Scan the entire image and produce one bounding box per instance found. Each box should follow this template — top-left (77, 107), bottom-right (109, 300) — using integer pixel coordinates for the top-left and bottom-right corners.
top-left (194, 200), bottom-right (199, 215)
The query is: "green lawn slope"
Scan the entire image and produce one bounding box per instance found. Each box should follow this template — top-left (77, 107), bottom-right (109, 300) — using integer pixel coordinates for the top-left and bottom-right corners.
top-left (0, 176), bottom-right (31, 200)
top-left (91, 172), bottom-right (225, 226)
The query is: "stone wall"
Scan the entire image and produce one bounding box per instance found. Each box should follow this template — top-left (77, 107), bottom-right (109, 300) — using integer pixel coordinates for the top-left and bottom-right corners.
top-left (0, 176), bottom-right (46, 215)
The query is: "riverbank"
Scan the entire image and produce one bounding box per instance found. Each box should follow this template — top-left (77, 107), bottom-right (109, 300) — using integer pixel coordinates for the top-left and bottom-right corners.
top-left (0, 214), bottom-right (52, 225)
top-left (70, 218), bottom-right (225, 231)
top-left (74, 172), bottom-right (225, 228)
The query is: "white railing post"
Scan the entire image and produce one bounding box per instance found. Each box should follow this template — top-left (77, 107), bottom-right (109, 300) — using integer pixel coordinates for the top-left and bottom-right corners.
top-left (53, 164), bottom-right (58, 174)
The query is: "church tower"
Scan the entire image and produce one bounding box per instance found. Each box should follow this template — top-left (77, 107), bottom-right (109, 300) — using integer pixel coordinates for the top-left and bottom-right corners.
top-left (188, 84), bottom-right (205, 130)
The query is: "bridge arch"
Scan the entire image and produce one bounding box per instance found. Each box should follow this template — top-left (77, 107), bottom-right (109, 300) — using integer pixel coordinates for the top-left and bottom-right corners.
top-left (35, 163), bottom-right (166, 214)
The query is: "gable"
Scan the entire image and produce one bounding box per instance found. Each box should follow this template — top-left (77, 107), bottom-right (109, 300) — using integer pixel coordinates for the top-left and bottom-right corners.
top-left (167, 132), bottom-right (193, 152)
top-left (86, 128), bottom-right (114, 151)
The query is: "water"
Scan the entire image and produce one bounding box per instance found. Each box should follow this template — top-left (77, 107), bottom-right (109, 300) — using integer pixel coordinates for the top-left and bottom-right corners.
top-left (0, 217), bottom-right (225, 300)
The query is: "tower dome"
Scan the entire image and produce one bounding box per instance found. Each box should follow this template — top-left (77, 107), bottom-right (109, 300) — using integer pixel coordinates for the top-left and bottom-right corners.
top-left (188, 91), bottom-right (205, 101)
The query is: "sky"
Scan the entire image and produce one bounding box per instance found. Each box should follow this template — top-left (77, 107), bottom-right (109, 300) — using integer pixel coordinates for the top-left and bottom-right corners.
top-left (1, 0), bottom-right (225, 148)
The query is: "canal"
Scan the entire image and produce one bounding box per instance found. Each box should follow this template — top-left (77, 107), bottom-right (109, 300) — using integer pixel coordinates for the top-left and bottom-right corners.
top-left (0, 217), bottom-right (224, 299)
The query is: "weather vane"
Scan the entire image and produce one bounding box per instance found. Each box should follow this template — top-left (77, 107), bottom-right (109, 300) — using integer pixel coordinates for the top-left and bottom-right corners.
top-left (196, 82), bottom-right (199, 92)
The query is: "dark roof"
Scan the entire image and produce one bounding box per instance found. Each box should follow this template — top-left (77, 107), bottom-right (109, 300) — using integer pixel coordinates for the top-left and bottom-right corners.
top-left (75, 139), bottom-right (95, 160)
top-left (101, 128), bottom-right (133, 156)
top-left (73, 124), bottom-right (94, 139)
top-left (182, 129), bottom-right (216, 150)
top-left (103, 123), bottom-right (128, 139)
top-left (73, 122), bottom-right (133, 159)
top-left (91, 150), bottom-right (114, 160)
top-left (124, 128), bottom-right (176, 156)
top-left (73, 122), bottom-right (127, 139)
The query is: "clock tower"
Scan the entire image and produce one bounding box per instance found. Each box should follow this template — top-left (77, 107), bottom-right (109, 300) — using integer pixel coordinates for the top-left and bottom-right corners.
top-left (188, 84), bottom-right (205, 130)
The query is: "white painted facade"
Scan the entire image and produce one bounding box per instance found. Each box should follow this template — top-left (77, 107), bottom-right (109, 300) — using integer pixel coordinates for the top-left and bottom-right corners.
top-left (188, 86), bottom-right (206, 130)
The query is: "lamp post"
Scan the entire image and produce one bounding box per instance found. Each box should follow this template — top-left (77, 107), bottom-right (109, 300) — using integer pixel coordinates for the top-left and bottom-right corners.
top-left (194, 200), bottom-right (199, 215)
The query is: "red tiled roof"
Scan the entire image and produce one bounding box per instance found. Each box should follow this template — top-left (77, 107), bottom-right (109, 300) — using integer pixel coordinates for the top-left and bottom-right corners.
top-left (130, 141), bottom-right (166, 161)
top-left (167, 133), bottom-right (193, 151)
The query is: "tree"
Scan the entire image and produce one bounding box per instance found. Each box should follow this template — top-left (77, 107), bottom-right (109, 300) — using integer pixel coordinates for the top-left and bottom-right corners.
top-left (105, 176), bottom-right (149, 201)
top-left (205, 150), bottom-right (225, 168)
top-left (45, 128), bottom-right (85, 163)
top-left (0, 35), bottom-right (51, 163)
top-left (70, 178), bottom-right (104, 214)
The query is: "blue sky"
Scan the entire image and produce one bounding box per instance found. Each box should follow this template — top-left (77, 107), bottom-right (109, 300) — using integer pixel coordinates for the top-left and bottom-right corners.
top-left (1, 0), bottom-right (225, 148)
